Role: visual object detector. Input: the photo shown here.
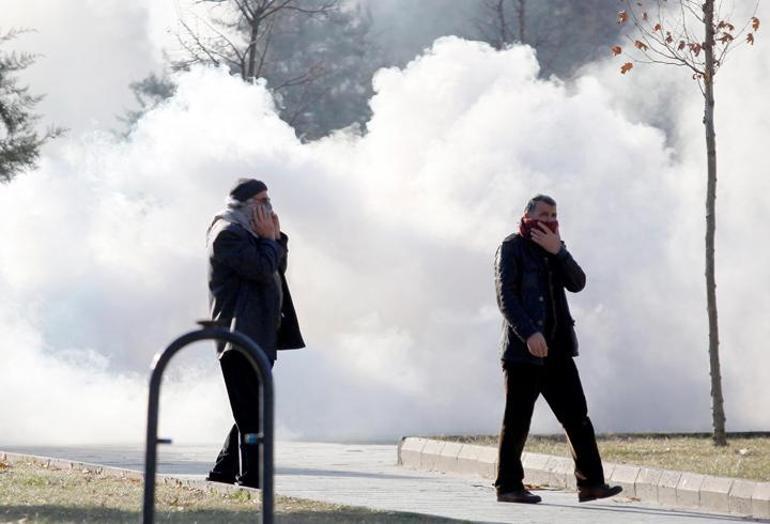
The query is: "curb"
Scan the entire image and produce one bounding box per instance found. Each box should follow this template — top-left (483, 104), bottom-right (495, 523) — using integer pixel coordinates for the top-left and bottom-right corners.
top-left (397, 437), bottom-right (770, 521)
top-left (0, 450), bottom-right (259, 497)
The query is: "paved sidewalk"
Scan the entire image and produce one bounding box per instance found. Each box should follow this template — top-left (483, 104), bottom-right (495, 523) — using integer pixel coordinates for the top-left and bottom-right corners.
top-left (273, 443), bottom-right (760, 523)
top-left (3, 442), bottom-right (762, 523)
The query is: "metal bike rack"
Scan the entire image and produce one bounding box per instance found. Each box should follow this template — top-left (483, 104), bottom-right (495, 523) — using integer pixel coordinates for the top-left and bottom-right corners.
top-left (142, 322), bottom-right (274, 524)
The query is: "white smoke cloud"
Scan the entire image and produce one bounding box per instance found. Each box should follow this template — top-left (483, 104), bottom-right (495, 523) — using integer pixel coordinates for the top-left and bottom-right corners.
top-left (1, 0), bottom-right (178, 136)
top-left (1, 15), bottom-right (769, 446)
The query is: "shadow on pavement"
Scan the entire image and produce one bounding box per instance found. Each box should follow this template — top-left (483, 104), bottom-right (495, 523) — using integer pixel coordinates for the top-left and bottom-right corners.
top-left (277, 465), bottom-right (424, 481)
top-left (541, 501), bottom-right (754, 522)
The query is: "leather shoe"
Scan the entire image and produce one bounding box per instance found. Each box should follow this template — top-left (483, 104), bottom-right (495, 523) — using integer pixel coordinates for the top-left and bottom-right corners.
top-left (578, 483), bottom-right (623, 502)
top-left (236, 474), bottom-right (260, 489)
top-left (497, 489), bottom-right (542, 504)
top-left (205, 470), bottom-right (235, 484)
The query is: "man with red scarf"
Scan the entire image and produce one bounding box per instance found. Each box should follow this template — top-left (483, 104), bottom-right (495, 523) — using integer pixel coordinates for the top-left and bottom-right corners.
top-left (493, 194), bottom-right (622, 504)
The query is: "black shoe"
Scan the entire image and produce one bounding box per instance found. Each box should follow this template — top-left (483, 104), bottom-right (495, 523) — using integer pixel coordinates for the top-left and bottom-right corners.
top-left (497, 489), bottom-right (542, 504)
top-left (206, 470), bottom-right (236, 484)
top-left (578, 484), bottom-right (623, 502)
top-left (235, 474), bottom-right (260, 489)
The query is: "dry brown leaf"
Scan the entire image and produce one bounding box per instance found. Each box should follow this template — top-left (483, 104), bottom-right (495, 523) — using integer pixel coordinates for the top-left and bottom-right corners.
top-left (716, 21), bottom-right (734, 32)
top-left (620, 62), bottom-right (634, 74)
top-left (717, 33), bottom-right (734, 44)
top-left (611, 45), bottom-right (623, 56)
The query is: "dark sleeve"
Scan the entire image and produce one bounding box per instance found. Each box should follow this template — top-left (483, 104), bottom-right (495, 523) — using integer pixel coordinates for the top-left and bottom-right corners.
top-left (495, 241), bottom-right (538, 342)
top-left (212, 228), bottom-right (285, 282)
top-left (554, 243), bottom-right (586, 293)
top-left (277, 232), bottom-right (289, 274)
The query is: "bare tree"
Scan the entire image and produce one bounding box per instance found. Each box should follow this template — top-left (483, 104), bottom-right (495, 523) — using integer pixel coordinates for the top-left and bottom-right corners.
top-left (172, 0), bottom-right (383, 139)
top-left (471, 0), bottom-right (611, 76)
top-left (475, 0), bottom-right (526, 49)
top-left (0, 28), bottom-right (63, 183)
top-left (515, 0), bottom-right (526, 44)
top-left (124, 0), bottom-right (375, 139)
top-left (174, 0), bottom-right (335, 86)
top-left (612, 0), bottom-right (761, 446)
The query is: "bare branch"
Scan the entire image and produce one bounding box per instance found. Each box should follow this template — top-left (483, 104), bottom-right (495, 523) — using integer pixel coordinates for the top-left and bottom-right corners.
top-left (633, 57), bottom-right (695, 67)
top-left (624, 7), bottom-right (702, 72)
top-left (273, 61), bottom-right (327, 91)
top-left (262, 0), bottom-right (301, 18)
top-left (233, 0), bottom-right (257, 20)
top-left (696, 75), bottom-right (705, 96)
top-left (618, 0), bottom-right (711, 76)
top-left (679, 0), bottom-right (701, 49)
top-left (283, 81), bottom-right (326, 129)
top-left (254, 13), bottom-right (278, 79)
top-left (277, 0), bottom-right (336, 17)
top-left (177, 17), bottom-right (223, 66)
top-left (474, 0), bottom-right (510, 49)
top-left (195, 10), bottom-right (246, 63)
top-left (715, 1), bottom-right (760, 67)
top-left (681, 0), bottom-right (706, 25)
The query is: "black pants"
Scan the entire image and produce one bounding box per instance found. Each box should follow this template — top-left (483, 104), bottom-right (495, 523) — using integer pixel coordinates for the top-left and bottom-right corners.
top-left (210, 348), bottom-right (274, 482)
top-left (495, 356), bottom-right (605, 493)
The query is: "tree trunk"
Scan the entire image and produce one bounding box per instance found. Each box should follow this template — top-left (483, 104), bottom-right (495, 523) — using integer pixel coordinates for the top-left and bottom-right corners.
top-left (702, 0), bottom-right (727, 447)
top-left (516, 0), bottom-right (526, 44)
top-left (246, 18), bottom-right (261, 80)
top-left (494, 0), bottom-right (510, 49)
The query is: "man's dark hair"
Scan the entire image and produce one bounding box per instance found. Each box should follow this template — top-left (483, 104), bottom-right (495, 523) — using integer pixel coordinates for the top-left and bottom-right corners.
top-left (525, 194), bottom-right (557, 214)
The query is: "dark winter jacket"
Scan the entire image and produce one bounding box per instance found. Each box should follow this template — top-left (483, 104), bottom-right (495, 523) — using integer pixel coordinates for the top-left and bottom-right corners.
top-left (208, 221), bottom-right (305, 362)
top-left (494, 232), bottom-right (585, 365)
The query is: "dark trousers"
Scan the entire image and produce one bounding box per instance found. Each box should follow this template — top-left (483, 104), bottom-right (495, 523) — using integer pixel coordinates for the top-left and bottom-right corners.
top-left (495, 356), bottom-right (605, 493)
top-left (210, 348), bottom-right (274, 482)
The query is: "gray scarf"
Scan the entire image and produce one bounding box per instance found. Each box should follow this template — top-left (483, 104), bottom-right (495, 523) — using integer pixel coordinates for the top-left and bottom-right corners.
top-left (206, 197), bottom-right (259, 243)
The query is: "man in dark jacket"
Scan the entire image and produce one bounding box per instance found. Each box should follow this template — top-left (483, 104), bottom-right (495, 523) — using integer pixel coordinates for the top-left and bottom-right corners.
top-left (493, 194), bottom-right (621, 504)
top-left (205, 178), bottom-right (305, 487)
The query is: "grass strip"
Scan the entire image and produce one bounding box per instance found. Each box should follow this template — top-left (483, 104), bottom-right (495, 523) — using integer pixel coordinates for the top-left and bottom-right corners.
top-left (430, 434), bottom-right (770, 481)
top-left (0, 459), bottom-right (464, 523)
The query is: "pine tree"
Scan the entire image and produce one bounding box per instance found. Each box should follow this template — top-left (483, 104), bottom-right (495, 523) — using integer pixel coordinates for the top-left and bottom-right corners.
top-left (0, 29), bottom-right (62, 183)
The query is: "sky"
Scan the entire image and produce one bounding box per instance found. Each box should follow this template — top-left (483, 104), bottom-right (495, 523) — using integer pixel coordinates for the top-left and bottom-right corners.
top-left (1, 1), bottom-right (768, 446)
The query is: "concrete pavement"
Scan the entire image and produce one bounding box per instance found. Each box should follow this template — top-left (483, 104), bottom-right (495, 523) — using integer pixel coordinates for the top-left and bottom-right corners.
top-left (271, 442), bottom-right (758, 523)
top-left (3, 442), bottom-right (763, 523)
top-left (398, 437), bottom-right (770, 520)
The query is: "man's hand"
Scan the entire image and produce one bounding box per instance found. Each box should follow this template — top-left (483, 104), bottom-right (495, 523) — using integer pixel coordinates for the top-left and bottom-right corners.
top-left (252, 204), bottom-right (277, 239)
top-left (271, 212), bottom-right (281, 241)
top-left (526, 332), bottom-right (549, 358)
top-left (531, 222), bottom-right (561, 254)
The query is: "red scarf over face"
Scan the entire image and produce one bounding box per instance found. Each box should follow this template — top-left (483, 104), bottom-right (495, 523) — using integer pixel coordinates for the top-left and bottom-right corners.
top-left (519, 216), bottom-right (559, 239)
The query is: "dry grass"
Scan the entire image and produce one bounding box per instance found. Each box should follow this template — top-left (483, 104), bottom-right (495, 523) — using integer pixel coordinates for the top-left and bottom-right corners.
top-left (434, 434), bottom-right (770, 481)
top-left (0, 459), bottom-right (462, 523)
